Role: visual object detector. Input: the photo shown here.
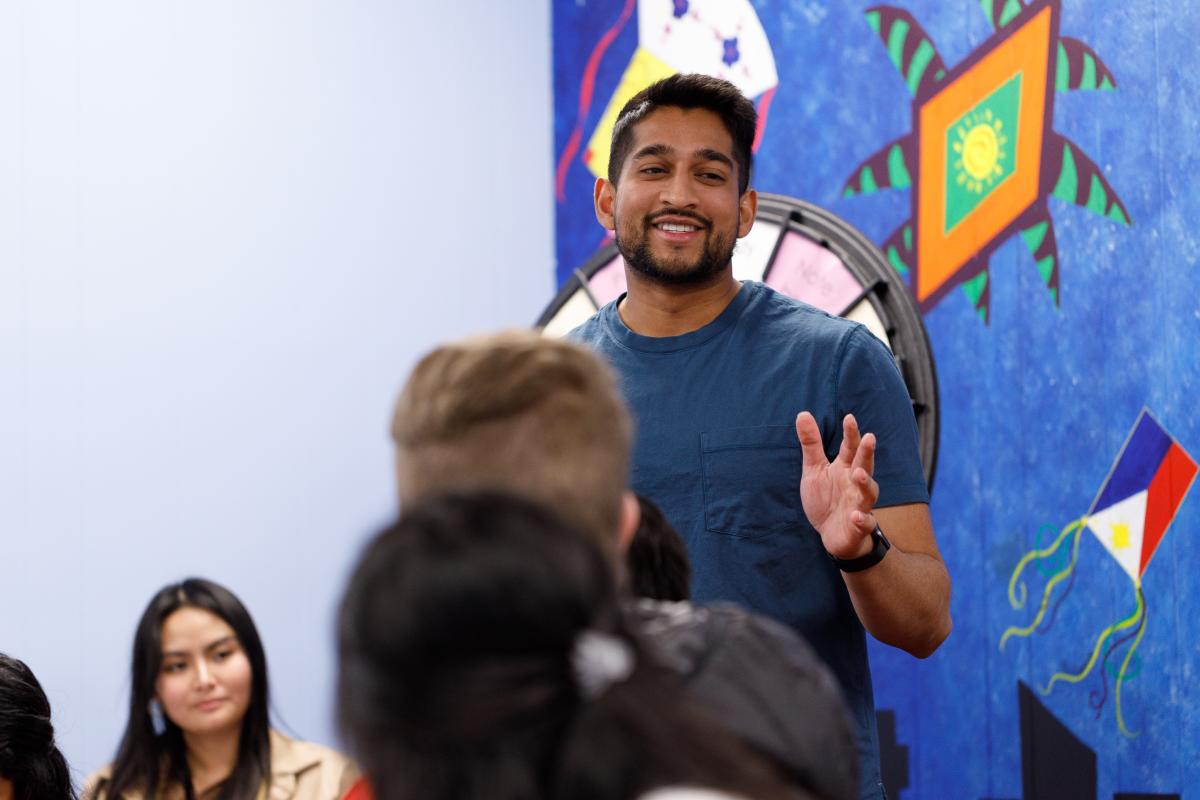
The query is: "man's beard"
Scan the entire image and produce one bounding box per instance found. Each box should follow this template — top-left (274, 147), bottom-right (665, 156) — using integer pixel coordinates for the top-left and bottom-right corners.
top-left (615, 213), bottom-right (736, 288)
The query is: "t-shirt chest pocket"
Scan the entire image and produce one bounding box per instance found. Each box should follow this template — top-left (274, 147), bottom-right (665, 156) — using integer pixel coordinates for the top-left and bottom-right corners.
top-left (700, 425), bottom-right (802, 540)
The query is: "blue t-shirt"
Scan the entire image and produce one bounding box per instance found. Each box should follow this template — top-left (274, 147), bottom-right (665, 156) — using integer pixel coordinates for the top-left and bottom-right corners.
top-left (571, 281), bottom-right (929, 800)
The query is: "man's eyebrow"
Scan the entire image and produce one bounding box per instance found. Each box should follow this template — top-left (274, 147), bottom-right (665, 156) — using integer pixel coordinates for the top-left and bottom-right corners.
top-left (631, 144), bottom-right (734, 172)
top-left (631, 143), bottom-right (674, 161)
top-left (695, 148), bottom-right (735, 170)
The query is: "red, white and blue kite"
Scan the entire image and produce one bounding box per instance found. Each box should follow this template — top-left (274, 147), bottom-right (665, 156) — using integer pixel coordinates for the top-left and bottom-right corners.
top-left (1000, 409), bottom-right (1197, 736)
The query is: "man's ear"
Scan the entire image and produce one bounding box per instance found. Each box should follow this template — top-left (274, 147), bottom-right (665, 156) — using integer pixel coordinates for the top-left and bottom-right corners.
top-left (595, 177), bottom-right (617, 231)
top-left (737, 188), bottom-right (757, 238)
top-left (615, 490), bottom-right (640, 555)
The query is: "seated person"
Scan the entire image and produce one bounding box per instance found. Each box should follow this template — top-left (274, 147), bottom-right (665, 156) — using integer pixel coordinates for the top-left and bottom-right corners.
top-left (85, 577), bottom-right (357, 800)
top-left (337, 490), bottom-right (803, 800)
top-left (627, 494), bottom-right (692, 602)
top-left (0, 653), bottom-right (76, 800)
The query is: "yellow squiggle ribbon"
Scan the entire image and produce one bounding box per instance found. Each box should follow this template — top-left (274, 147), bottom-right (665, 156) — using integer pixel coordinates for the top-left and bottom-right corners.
top-left (1041, 586), bottom-right (1144, 695)
top-left (1115, 587), bottom-right (1147, 738)
top-left (1006, 518), bottom-right (1084, 609)
top-left (999, 519), bottom-right (1086, 652)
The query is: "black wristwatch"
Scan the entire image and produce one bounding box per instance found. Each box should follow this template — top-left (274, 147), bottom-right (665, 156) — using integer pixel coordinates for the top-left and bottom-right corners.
top-left (828, 525), bottom-right (891, 573)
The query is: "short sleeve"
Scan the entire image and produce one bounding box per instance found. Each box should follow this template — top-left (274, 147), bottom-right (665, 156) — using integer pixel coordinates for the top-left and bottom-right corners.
top-left (835, 326), bottom-right (929, 507)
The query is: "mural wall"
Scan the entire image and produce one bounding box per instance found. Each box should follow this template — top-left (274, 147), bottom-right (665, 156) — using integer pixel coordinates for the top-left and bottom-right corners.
top-left (552, 1), bottom-right (1199, 797)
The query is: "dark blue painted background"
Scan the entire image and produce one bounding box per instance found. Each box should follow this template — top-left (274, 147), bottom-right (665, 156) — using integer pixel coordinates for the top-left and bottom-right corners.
top-left (552, 2), bottom-right (1200, 796)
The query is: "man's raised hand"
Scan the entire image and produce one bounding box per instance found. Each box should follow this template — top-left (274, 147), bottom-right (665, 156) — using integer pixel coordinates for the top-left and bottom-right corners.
top-left (795, 412), bottom-right (881, 560)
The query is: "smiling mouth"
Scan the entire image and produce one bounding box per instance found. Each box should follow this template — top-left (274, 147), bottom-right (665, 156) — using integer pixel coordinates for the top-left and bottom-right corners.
top-left (647, 210), bottom-right (710, 234)
top-left (655, 222), bottom-right (701, 233)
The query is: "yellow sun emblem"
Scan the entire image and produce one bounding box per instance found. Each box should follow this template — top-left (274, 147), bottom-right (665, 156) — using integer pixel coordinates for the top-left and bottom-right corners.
top-left (952, 109), bottom-right (1008, 194)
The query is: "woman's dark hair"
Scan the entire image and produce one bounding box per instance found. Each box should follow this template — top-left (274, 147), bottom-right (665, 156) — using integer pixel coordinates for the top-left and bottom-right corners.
top-left (626, 494), bottom-right (692, 602)
top-left (0, 654), bottom-right (76, 800)
top-left (101, 578), bottom-right (271, 800)
top-left (338, 491), bottom-right (797, 800)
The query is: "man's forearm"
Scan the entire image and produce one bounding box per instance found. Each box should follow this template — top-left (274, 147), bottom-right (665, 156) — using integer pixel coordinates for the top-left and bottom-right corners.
top-left (842, 543), bottom-right (952, 658)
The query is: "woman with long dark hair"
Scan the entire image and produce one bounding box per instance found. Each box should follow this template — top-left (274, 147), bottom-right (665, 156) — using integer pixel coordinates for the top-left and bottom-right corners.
top-left (0, 653), bottom-right (77, 800)
top-left (86, 578), bottom-right (356, 800)
top-left (338, 491), bottom-right (809, 800)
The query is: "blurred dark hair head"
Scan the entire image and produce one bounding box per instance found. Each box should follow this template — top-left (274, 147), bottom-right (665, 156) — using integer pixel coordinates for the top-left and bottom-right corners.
top-left (338, 491), bottom-right (796, 800)
top-left (0, 653), bottom-right (76, 800)
top-left (626, 495), bottom-right (692, 602)
top-left (104, 578), bottom-right (271, 800)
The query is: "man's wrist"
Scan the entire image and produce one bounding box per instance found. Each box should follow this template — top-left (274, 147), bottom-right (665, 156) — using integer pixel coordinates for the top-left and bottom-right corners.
top-left (828, 525), bottom-right (891, 572)
top-left (827, 527), bottom-right (875, 560)
top-left (848, 531), bottom-right (877, 559)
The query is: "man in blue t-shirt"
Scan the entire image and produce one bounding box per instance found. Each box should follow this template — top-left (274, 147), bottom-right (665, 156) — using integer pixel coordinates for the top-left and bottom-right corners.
top-left (569, 73), bottom-right (952, 800)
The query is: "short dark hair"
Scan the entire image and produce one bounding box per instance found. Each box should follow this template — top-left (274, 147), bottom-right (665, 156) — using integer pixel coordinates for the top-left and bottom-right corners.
top-left (626, 495), bottom-right (692, 602)
top-left (102, 579), bottom-right (272, 800)
top-left (0, 654), bottom-right (76, 800)
top-left (608, 73), bottom-right (758, 194)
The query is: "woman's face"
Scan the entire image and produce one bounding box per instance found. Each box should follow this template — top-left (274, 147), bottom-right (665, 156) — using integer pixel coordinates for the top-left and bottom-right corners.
top-left (155, 606), bottom-right (253, 739)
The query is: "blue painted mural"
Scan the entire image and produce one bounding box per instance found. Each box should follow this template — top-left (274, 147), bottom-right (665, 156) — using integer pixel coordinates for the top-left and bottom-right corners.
top-left (551, 1), bottom-right (1200, 797)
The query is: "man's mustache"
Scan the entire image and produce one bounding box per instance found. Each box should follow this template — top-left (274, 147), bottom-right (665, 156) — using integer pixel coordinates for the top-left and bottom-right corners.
top-left (645, 209), bottom-right (712, 228)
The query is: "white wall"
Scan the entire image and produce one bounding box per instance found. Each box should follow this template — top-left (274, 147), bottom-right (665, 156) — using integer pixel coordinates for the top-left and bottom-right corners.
top-left (0, 0), bottom-right (553, 779)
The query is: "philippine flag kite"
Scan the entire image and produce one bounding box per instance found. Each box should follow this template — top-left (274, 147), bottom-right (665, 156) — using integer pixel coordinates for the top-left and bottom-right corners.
top-left (1084, 409), bottom-right (1197, 585)
top-left (1000, 408), bottom-right (1196, 736)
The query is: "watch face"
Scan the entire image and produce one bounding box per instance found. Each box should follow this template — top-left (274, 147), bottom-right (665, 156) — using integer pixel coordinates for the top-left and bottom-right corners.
top-left (873, 524), bottom-right (891, 550)
top-left (537, 193), bottom-right (940, 491)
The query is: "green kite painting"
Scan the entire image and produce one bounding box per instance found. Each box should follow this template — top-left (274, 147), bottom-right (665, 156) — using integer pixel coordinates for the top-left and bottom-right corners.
top-left (842, 0), bottom-right (1131, 321)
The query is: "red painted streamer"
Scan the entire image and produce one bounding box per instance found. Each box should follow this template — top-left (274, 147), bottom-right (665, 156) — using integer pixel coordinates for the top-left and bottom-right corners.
top-left (752, 86), bottom-right (776, 153)
top-left (555, 0), bottom-right (637, 202)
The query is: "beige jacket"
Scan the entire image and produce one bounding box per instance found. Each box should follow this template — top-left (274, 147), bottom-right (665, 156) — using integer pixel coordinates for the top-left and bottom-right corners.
top-left (85, 730), bottom-right (358, 800)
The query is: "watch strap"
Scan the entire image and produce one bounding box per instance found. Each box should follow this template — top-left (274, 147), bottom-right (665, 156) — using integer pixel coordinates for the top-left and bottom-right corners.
top-left (828, 525), bottom-right (891, 573)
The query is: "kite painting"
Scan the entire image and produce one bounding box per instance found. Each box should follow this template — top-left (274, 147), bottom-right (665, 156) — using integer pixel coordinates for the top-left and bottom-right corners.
top-left (841, 0), bottom-right (1131, 321)
top-left (1000, 410), bottom-right (1197, 736)
top-left (554, 0), bottom-right (779, 204)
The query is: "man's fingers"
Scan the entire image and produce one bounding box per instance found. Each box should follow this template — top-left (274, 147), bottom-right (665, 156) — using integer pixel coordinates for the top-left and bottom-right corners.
top-left (854, 467), bottom-right (880, 508)
top-left (852, 509), bottom-right (878, 536)
top-left (795, 411), bottom-right (830, 470)
top-left (852, 431), bottom-right (876, 478)
top-left (837, 414), bottom-right (861, 466)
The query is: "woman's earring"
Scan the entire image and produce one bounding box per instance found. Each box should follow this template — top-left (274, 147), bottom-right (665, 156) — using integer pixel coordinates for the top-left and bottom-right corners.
top-left (149, 699), bottom-right (166, 735)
